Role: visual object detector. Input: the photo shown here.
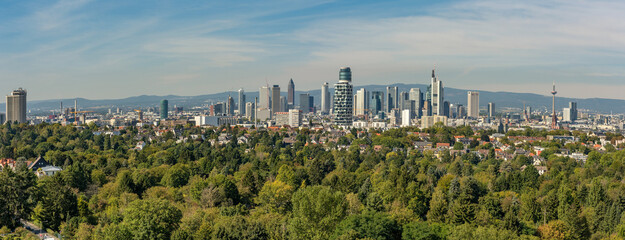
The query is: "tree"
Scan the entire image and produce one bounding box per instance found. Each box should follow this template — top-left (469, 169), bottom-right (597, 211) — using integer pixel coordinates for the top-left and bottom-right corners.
top-left (121, 198), bottom-right (182, 240)
top-left (161, 164), bottom-right (190, 188)
top-left (212, 215), bottom-right (268, 240)
top-left (289, 186), bottom-right (347, 240)
top-left (33, 176), bottom-right (78, 231)
top-left (256, 180), bottom-right (294, 213)
top-left (332, 211), bottom-right (401, 240)
top-left (402, 221), bottom-right (448, 240)
top-left (0, 166), bottom-right (37, 229)
top-left (426, 188), bottom-right (447, 223)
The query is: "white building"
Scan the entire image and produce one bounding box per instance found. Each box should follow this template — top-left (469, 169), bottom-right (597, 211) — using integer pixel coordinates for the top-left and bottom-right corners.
top-left (401, 109), bottom-right (411, 127)
top-left (467, 91), bottom-right (479, 118)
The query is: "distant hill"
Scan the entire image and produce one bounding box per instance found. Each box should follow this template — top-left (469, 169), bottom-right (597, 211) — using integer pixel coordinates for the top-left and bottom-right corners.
top-left (2, 83), bottom-right (623, 115)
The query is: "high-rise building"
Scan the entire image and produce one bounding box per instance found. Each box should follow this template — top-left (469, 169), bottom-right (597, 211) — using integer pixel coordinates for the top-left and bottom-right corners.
top-left (569, 102), bottom-right (577, 122)
top-left (386, 86), bottom-right (398, 112)
top-left (245, 102), bottom-right (255, 120)
top-left (288, 109), bottom-right (302, 127)
top-left (443, 101), bottom-right (450, 118)
top-left (369, 91), bottom-right (384, 116)
top-left (287, 79), bottom-right (295, 108)
top-left (6, 88), bottom-right (27, 123)
top-left (271, 85), bottom-right (281, 113)
top-left (299, 93), bottom-right (311, 114)
top-left (430, 69), bottom-right (444, 116)
top-left (226, 96), bottom-right (235, 115)
top-left (333, 67), bottom-right (353, 126)
top-left (309, 95), bottom-right (314, 113)
top-left (0, 113), bottom-right (5, 124)
top-left (259, 86), bottom-right (270, 109)
top-left (280, 96), bottom-right (287, 113)
top-left (355, 88), bottom-right (369, 116)
top-left (488, 102), bottom-right (495, 118)
top-left (160, 99), bottom-right (168, 119)
top-left (321, 82), bottom-right (330, 114)
top-left (238, 89), bottom-right (246, 116)
top-left (409, 88), bottom-right (422, 118)
top-left (467, 91), bottom-right (479, 118)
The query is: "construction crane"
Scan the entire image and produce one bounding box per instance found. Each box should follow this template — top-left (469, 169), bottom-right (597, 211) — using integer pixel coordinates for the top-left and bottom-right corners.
top-left (71, 111), bottom-right (94, 125)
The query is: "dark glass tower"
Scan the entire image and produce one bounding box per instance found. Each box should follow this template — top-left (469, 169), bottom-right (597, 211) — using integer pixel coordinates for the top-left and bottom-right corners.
top-left (160, 99), bottom-right (169, 119)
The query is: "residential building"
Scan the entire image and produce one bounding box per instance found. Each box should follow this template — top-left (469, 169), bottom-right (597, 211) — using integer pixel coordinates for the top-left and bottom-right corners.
top-left (333, 67), bottom-right (353, 126)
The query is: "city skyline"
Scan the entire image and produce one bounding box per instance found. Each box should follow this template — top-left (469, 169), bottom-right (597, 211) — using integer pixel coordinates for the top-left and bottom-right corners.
top-left (1, 0), bottom-right (624, 101)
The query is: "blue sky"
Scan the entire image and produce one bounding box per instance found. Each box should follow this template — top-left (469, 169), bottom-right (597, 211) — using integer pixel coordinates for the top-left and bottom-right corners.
top-left (1, 0), bottom-right (624, 100)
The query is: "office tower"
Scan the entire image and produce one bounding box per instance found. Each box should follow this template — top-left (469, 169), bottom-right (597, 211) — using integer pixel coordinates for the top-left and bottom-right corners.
top-left (422, 101), bottom-right (431, 117)
top-left (370, 91), bottom-right (384, 116)
top-left (271, 85), bottom-right (281, 113)
top-left (430, 69), bottom-right (444, 116)
top-left (287, 79), bottom-right (295, 108)
top-left (0, 113), bottom-right (5, 124)
top-left (467, 91), bottom-right (479, 118)
top-left (280, 96), bottom-right (287, 113)
top-left (160, 99), bottom-right (168, 119)
top-left (227, 96), bottom-right (235, 115)
top-left (259, 86), bottom-right (270, 109)
top-left (300, 93), bottom-right (311, 114)
top-left (321, 82), bottom-right (330, 114)
top-left (563, 107), bottom-right (572, 122)
top-left (458, 105), bottom-right (467, 118)
top-left (238, 89), bottom-right (246, 116)
top-left (443, 101), bottom-right (450, 118)
top-left (245, 102), bottom-right (255, 120)
top-left (333, 67), bottom-right (353, 126)
top-left (569, 102), bottom-right (577, 122)
top-left (386, 86), bottom-right (398, 112)
top-left (309, 96), bottom-right (314, 113)
top-left (409, 88), bottom-right (423, 118)
top-left (6, 88), bottom-right (27, 123)
top-left (398, 92), bottom-right (408, 110)
top-left (355, 88), bottom-right (369, 116)
top-left (488, 102), bottom-right (495, 118)
top-left (551, 82), bottom-right (558, 129)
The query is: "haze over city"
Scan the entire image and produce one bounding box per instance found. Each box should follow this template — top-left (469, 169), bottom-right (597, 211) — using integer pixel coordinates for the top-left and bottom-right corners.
top-left (1, 0), bottom-right (624, 101)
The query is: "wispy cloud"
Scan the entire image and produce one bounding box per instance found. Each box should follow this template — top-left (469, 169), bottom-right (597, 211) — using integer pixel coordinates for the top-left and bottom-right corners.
top-left (33, 0), bottom-right (92, 31)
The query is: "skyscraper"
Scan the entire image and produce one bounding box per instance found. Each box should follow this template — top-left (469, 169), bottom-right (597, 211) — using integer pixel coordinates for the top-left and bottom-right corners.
top-left (299, 93), bottom-right (311, 113)
top-left (6, 88), bottom-right (27, 123)
top-left (409, 88), bottom-right (422, 118)
top-left (467, 91), bottom-right (479, 118)
top-left (271, 85), bottom-right (281, 113)
top-left (370, 91), bottom-right (384, 116)
top-left (287, 79), bottom-right (295, 108)
top-left (245, 102), bottom-right (255, 120)
top-left (488, 102), bottom-right (495, 118)
top-left (355, 88), bottom-right (369, 116)
top-left (226, 96), bottom-right (235, 115)
top-left (238, 89), bottom-right (246, 116)
top-left (430, 69), bottom-right (444, 116)
top-left (321, 82), bottom-right (330, 114)
top-left (334, 67), bottom-right (353, 126)
top-left (569, 102), bottom-right (577, 122)
top-left (160, 99), bottom-right (168, 119)
top-left (386, 86), bottom-right (398, 112)
top-left (259, 86), bottom-right (270, 109)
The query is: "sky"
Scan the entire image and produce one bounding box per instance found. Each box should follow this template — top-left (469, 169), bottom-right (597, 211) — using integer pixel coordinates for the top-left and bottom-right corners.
top-left (0, 0), bottom-right (624, 101)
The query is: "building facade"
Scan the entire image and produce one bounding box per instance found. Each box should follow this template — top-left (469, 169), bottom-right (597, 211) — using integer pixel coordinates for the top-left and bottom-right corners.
top-left (321, 82), bottom-right (330, 114)
top-left (333, 67), bottom-right (353, 126)
top-left (467, 91), bottom-right (480, 118)
top-left (160, 99), bottom-right (168, 120)
top-left (6, 88), bottom-right (27, 123)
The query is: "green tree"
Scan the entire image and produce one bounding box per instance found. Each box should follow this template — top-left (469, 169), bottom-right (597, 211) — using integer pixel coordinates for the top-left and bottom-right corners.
top-left (121, 198), bottom-right (182, 240)
top-left (289, 186), bottom-right (347, 240)
top-left (0, 166), bottom-right (37, 229)
top-left (332, 211), bottom-right (401, 240)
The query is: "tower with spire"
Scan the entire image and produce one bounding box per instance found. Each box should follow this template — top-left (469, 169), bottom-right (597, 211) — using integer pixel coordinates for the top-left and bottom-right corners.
top-left (551, 81), bottom-right (558, 129)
